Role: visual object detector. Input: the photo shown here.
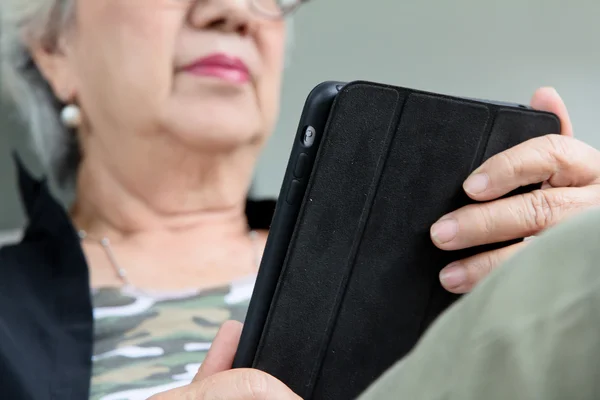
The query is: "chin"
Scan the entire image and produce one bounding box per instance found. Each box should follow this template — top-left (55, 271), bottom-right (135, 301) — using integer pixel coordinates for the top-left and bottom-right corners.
top-left (160, 93), bottom-right (274, 151)
top-left (162, 114), bottom-right (265, 152)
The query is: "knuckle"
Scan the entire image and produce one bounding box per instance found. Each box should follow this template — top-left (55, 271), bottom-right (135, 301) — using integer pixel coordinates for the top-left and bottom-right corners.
top-left (473, 204), bottom-right (496, 237)
top-left (543, 134), bottom-right (569, 155)
top-left (523, 190), bottom-right (557, 231)
top-left (542, 134), bottom-right (574, 168)
top-left (470, 251), bottom-right (498, 279)
top-left (240, 370), bottom-right (270, 399)
top-left (495, 150), bottom-right (524, 180)
top-left (458, 251), bottom-right (500, 293)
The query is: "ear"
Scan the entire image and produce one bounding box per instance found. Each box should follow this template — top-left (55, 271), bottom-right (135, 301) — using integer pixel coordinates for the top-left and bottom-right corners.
top-left (27, 34), bottom-right (78, 103)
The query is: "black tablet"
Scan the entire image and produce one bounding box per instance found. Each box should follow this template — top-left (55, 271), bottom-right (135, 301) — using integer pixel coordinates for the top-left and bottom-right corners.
top-left (237, 80), bottom-right (560, 399)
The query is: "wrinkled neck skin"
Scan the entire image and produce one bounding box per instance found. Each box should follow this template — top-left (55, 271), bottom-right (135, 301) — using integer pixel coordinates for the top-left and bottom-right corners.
top-left (70, 132), bottom-right (260, 248)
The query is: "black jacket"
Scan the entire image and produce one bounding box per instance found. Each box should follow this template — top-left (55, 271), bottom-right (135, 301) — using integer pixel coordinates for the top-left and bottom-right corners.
top-left (0, 158), bottom-right (275, 399)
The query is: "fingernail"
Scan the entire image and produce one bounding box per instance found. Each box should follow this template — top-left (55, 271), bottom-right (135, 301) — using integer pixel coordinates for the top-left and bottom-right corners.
top-left (431, 218), bottom-right (458, 244)
top-left (440, 263), bottom-right (467, 289)
top-left (463, 173), bottom-right (489, 195)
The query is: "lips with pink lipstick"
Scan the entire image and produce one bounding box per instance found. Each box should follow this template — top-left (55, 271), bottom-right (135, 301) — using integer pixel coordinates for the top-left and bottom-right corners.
top-left (181, 53), bottom-right (250, 84)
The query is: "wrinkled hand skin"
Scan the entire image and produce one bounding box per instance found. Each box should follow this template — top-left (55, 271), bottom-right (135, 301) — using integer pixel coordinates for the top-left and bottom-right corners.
top-left (432, 87), bottom-right (600, 294)
top-left (148, 321), bottom-right (302, 400)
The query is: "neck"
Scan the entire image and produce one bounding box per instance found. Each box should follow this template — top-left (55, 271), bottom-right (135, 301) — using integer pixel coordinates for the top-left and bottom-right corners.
top-left (70, 145), bottom-right (257, 243)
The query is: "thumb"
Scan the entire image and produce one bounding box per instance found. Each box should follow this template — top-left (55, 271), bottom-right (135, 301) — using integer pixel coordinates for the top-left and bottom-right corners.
top-left (193, 320), bottom-right (243, 382)
top-left (530, 87), bottom-right (574, 137)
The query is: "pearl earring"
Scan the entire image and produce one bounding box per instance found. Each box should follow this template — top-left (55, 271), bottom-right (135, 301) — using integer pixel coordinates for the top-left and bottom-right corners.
top-left (60, 104), bottom-right (82, 128)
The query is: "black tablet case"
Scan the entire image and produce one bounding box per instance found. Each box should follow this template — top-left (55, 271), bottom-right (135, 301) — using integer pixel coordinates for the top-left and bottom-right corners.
top-left (250, 81), bottom-right (561, 399)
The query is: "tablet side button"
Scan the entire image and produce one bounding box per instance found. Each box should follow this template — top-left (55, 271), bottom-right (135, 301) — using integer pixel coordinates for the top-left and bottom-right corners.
top-left (286, 179), bottom-right (302, 205)
top-left (294, 153), bottom-right (309, 178)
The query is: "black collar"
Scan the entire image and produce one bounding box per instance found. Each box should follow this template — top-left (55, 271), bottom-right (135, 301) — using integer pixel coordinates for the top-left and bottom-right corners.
top-left (15, 154), bottom-right (81, 243)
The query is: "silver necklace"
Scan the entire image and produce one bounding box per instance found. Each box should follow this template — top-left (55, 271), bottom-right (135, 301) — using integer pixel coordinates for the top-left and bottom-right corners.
top-left (78, 229), bottom-right (260, 288)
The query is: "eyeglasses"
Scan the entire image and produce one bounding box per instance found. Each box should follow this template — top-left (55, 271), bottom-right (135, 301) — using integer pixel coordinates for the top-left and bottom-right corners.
top-left (250, 0), bottom-right (309, 19)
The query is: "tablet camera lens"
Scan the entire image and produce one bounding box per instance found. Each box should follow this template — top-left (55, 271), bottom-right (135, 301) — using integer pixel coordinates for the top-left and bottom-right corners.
top-left (303, 126), bottom-right (316, 147)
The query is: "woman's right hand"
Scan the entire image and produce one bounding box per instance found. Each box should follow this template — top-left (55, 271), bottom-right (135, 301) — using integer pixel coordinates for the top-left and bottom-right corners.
top-left (149, 321), bottom-right (301, 400)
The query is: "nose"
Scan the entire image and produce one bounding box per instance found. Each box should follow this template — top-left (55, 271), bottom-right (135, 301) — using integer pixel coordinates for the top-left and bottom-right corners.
top-left (188, 0), bottom-right (256, 36)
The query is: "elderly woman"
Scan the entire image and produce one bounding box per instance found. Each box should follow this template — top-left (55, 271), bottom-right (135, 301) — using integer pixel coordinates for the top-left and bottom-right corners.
top-left (2, 0), bottom-right (600, 399)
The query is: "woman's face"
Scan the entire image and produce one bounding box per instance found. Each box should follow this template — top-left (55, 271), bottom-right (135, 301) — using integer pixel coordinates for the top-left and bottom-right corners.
top-left (48, 0), bottom-right (286, 156)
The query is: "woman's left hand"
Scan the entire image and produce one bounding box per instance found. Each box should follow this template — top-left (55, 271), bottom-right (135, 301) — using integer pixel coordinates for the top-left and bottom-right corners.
top-left (432, 87), bottom-right (600, 294)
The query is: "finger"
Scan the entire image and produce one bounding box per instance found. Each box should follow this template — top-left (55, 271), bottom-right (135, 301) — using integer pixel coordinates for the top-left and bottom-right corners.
top-left (202, 369), bottom-right (302, 400)
top-left (462, 134), bottom-right (600, 202)
top-left (431, 186), bottom-right (600, 250)
top-left (439, 241), bottom-right (528, 293)
top-left (193, 320), bottom-right (243, 382)
top-left (161, 369), bottom-right (302, 400)
top-left (530, 87), bottom-right (573, 137)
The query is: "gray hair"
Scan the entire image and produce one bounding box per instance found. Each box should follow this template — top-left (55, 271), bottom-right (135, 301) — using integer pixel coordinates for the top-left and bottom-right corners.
top-left (1, 0), bottom-right (78, 187)
top-left (1, 0), bottom-right (294, 188)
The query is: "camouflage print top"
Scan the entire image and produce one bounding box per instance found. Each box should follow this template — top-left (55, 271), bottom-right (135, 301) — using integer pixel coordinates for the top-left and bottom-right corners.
top-left (89, 274), bottom-right (256, 400)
